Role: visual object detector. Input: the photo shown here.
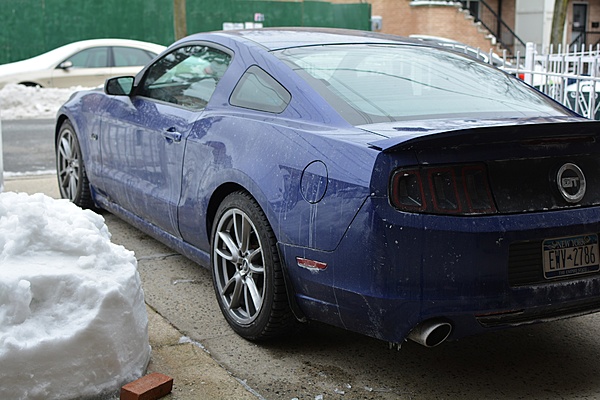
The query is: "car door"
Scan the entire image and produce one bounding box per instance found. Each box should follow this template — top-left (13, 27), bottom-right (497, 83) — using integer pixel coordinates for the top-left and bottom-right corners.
top-left (51, 46), bottom-right (111, 88)
top-left (100, 44), bottom-right (232, 236)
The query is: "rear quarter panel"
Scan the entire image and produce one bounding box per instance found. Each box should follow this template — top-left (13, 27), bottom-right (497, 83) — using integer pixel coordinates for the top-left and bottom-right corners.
top-left (177, 111), bottom-right (378, 253)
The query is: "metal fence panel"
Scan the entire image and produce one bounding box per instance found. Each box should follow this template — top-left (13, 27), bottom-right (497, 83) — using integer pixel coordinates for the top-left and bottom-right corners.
top-left (504, 43), bottom-right (600, 120)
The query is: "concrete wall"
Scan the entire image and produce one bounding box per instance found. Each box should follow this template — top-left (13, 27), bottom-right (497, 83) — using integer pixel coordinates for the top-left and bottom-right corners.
top-left (515, 0), bottom-right (554, 50)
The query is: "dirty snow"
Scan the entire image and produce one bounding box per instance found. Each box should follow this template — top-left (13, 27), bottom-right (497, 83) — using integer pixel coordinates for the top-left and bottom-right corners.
top-left (0, 192), bottom-right (150, 399)
top-left (0, 83), bottom-right (92, 120)
top-left (0, 84), bottom-right (150, 399)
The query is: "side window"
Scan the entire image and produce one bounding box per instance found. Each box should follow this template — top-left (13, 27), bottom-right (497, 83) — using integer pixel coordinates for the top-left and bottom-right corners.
top-left (112, 46), bottom-right (156, 67)
top-left (66, 47), bottom-right (109, 68)
top-left (230, 66), bottom-right (291, 113)
top-left (139, 45), bottom-right (231, 109)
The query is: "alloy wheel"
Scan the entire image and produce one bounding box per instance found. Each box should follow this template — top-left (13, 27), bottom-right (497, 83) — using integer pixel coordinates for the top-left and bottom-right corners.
top-left (213, 207), bottom-right (266, 325)
top-left (57, 126), bottom-right (82, 202)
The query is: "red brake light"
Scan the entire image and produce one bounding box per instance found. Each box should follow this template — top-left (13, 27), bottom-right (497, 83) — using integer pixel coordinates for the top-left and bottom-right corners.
top-left (428, 168), bottom-right (461, 213)
top-left (390, 164), bottom-right (497, 215)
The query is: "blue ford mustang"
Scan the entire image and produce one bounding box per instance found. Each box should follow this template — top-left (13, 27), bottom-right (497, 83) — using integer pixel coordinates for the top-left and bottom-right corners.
top-left (56, 28), bottom-right (600, 347)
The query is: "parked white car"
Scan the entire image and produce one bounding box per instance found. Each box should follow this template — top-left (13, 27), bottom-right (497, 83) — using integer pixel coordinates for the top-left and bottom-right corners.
top-left (0, 39), bottom-right (165, 89)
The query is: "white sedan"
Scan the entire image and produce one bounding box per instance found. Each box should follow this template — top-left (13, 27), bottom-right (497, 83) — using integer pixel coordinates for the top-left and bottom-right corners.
top-left (0, 38), bottom-right (165, 89)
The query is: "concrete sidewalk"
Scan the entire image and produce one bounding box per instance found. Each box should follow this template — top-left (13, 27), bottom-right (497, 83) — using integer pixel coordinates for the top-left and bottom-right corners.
top-left (3, 174), bottom-right (257, 400)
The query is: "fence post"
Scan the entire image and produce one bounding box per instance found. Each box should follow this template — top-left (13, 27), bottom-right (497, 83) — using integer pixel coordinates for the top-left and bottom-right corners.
top-left (591, 57), bottom-right (598, 119)
top-left (524, 42), bottom-right (535, 86)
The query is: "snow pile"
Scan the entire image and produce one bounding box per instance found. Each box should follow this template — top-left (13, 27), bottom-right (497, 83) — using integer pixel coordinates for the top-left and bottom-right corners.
top-left (0, 83), bottom-right (92, 120)
top-left (0, 192), bottom-right (150, 400)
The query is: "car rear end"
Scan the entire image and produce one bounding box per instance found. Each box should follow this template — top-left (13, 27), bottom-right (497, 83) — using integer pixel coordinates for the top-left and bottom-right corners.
top-left (357, 118), bottom-right (600, 345)
top-left (272, 35), bottom-right (600, 345)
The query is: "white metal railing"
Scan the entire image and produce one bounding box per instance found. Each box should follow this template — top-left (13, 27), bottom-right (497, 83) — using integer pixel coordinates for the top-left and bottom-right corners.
top-left (501, 42), bottom-right (600, 120)
top-left (441, 41), bottom-right (600, 119)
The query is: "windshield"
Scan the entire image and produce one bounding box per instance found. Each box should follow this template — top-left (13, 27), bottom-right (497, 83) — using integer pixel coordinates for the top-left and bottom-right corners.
top-left (274, 44), bottom-right (569, 125)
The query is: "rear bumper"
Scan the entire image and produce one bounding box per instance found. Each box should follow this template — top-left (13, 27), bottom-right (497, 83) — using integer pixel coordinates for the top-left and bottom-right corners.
top-left (475, 296), bottom-right (600, 328)
top-left (282, 196), bottom-right (600, 343)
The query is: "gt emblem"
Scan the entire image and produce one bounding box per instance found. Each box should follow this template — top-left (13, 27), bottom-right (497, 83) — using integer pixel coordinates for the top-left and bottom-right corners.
top-left (557, 163), bottom-right (586, 203)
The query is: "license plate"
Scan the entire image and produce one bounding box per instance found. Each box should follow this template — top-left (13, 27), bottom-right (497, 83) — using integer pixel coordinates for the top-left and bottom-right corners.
top-left (543, 234), bottom-right (600, 279)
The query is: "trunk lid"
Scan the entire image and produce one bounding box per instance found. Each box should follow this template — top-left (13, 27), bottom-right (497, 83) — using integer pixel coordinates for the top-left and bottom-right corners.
top-left (363, 117), bottom-right (600, 214)
top-left (362, 116), bottom-right (597, 152)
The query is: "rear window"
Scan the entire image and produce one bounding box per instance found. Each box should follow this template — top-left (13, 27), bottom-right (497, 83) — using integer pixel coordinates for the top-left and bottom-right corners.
top-left (274, 44), bottom-right (569, 125)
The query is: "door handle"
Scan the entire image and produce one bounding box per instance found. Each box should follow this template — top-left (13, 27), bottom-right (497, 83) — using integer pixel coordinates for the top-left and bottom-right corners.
top-left (163, 128), bottom-right (182, 143)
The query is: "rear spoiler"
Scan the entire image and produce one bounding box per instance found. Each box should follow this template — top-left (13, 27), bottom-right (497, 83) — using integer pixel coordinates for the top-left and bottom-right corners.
top-left (366, 120), bottom-right (600, 153)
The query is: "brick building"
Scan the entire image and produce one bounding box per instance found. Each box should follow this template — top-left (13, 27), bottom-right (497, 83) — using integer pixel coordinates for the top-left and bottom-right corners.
top-left (328, 0), bottom-right (600, 55)
top-left (369, 1), bottom-right (512, 52)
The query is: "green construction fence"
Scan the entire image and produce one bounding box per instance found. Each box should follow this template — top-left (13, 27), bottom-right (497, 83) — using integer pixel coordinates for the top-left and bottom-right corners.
top-left (0, 0), bottom-right (371, 64)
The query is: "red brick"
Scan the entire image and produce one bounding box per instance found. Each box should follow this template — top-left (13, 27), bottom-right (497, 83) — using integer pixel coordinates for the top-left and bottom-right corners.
top-left (120, 373), bottom-right (173, 400)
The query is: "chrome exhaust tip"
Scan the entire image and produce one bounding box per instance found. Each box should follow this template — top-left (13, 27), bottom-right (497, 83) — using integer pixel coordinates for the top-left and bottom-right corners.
top-left (407, 320), bottom-right (452, 347)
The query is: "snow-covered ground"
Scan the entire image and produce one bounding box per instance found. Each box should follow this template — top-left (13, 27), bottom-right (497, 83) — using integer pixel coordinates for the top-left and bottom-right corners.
top-left (0, 86), bottom-right (150, 399)
top-left (0, 192), bottom-right (150, 400)
top-left (0, 83), bottom-right (91, 120)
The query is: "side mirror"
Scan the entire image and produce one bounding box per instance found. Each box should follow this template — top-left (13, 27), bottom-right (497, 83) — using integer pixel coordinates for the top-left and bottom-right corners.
top-left (58, 60), bottom-right (73, 70)
top-left (105, 76), bottom-right (135, 96)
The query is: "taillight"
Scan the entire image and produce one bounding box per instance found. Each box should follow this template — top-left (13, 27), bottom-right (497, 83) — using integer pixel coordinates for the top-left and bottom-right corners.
top-left (390, 164), bottom-right (497, 215)
top-left (428, 167), bottom-right (461, 213)
top-left (389, 169), bottom-right (427, 212)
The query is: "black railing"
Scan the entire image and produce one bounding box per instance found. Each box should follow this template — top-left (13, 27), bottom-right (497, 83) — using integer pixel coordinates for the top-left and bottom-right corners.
top-left (459, 0), bottom-right (526, 55)
top-left (570, 31), bottom-right (600, 50)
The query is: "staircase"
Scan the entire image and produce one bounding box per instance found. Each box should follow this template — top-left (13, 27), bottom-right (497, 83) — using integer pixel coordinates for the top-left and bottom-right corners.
top-left (458, 0), bottom-right (525, 55)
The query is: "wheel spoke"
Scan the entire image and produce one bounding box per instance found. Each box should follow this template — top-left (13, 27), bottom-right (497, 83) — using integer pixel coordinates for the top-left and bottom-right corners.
top-left (68, 175), bottom-right (76, 198)
top-left (59, 172), bottom-right (70, 188)
top-left (228, 274), bottom-right (244, 310)
top-left (58, 146), bottom-right (69, 163)
top-left (233, 212), bottom-right (252, 253)
top-left (245, 276), bottom-right (262, 313)
top-left (60, 137), bottom-right (72, 158)
top-left (247, 248), bottom-right (264, 273)
top-left (216, 231), bottom-right (240, 262)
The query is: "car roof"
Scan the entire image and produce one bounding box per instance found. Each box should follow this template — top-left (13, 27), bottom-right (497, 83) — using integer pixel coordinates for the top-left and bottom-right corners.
top-left (187, 28), bottom-right (422, 51)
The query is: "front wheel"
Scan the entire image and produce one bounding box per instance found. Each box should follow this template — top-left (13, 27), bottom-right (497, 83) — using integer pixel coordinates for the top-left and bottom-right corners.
top-left (211, 191), bottom-right (294, 340)
top-left (56, 120), bottom-right (94, 209)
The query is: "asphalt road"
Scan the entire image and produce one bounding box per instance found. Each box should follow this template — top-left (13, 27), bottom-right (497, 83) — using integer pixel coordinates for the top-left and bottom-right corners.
top-left (2, 119), bottom-right (55, 173)
top-left (5, 119), bottom-right (600, 399)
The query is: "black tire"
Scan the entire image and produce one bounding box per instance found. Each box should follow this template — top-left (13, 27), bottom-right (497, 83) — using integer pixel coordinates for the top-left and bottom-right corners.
top-left (20, 82), bottom-right (42, 88)
top-left (211, 191), bottom-right (294, 340)
top-left (56, 120), bottom-right (94, 209)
